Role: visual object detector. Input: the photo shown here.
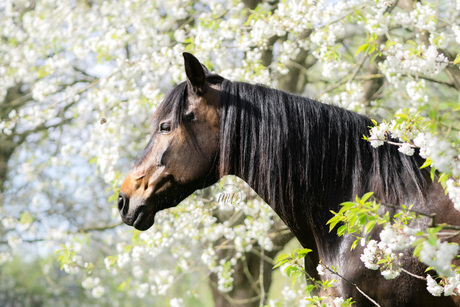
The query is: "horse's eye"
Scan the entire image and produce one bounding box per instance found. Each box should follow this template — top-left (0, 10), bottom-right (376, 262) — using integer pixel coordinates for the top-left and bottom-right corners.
top-left (184, 112), bottom-right (195, 121)
top-left (159, 122), bottom-right (171, 134)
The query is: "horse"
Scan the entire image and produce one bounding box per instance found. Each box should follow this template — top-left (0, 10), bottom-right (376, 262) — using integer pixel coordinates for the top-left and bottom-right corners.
top-left (118, 53), bottom-right (460, 306)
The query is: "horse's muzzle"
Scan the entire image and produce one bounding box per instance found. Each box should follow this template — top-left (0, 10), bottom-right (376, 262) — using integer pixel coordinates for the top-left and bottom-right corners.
top-left (117, 192), bottom-right (156, 230)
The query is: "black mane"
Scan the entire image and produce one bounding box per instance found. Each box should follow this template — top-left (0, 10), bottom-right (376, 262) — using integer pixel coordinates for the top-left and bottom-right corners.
top-left (218, 79), bottom-right (428, 235)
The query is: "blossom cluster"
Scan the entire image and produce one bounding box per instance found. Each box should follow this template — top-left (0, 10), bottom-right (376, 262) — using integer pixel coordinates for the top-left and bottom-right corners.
top-left (1, 0), bottom-right (459, 305)
top-left (426, 274), bottom-right (460, 297)
top-left (360, 224), bottom-right (460, 296)
top-left (379, 43), bottom-right (449, 85)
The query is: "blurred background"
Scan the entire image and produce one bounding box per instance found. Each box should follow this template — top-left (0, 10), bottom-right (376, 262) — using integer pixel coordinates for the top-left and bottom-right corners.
top-left (0, 0), bottom-right (459, 306)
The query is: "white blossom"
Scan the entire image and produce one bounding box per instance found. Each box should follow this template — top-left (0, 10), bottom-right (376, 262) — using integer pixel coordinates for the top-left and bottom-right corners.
top-left (369, 123), bottom-right (389, 148)
top-left (91, 285), bottom-right (105, 298)
top-left (1, 0), bottom-right (459, 304)
top-left (316, 264), bottom-right (326, 276)
top-left (63, 264), bottom-right (79, 275)
top-left (170, 298), bottom-right (184, 307)
top-left (333, 296), bottom-right (345, 306)
top-left (446, 179), bottom-right (460, 212)
top-left (361, 240), bottom-right (380, 270)
top-left (136, 283), bottom-right (150, 298)
top-left (426, 275), bottom-right (443, 296)
top-left (82, 277), bottom-right (100, 289)
top-left (381, 269), bottom-right (400, 280)
top-left (0, 252), bottom-right (12, 265)
top-left (398, 143), bottom-right (415, 156)
top-left (420, 240), bottom-right (459, 277)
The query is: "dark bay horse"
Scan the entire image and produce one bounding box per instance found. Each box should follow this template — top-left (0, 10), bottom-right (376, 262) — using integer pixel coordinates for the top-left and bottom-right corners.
top-left (118, 53), bottom-right (460, 306)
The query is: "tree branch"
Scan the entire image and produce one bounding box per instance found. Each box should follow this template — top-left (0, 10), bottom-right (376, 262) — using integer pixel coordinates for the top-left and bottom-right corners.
top-left (320, 261), bottom-right (382, 307)
top-left (259, 247), bottom-right (265, 307)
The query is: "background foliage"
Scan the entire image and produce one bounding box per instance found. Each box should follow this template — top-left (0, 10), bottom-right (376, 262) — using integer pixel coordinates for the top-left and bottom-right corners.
top-left (0, 0), bottom-right (459, 306)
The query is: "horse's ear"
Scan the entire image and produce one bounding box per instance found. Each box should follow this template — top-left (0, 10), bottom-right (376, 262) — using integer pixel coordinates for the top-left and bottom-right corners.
top-left (183, 52), bottom-right (208, 95)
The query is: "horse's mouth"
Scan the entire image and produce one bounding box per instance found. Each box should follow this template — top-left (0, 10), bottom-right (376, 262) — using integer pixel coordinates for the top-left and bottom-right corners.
top-left (130, 196), bottom-right (178, 231)
top-left (133, 210), bottom-right (155, 231)
top-left (118, 199), bottom-right (158, 231)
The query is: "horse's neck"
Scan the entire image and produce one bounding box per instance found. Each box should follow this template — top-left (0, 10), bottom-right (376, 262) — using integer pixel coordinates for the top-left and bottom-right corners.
top-left (222, 82), bottom-right (434, 250)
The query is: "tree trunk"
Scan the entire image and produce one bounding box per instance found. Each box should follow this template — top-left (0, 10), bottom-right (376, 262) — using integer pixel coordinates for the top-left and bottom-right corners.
top-left (209, 229), bottom-right (294, 307)
top-left (0, 84), bottom-right (26, 194)
top-left (277, 30), bottom-right (313, 94)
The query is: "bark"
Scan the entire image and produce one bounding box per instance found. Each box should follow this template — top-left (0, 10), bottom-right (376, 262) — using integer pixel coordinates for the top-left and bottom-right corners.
top-left (0, 84), bottom-right (26, 194)
top-left (361, 35), bottom-right (387, 107)
top-left (243, 0), bottom-right (259, 10)
top-left (277, 30), bottom-right (313, 94)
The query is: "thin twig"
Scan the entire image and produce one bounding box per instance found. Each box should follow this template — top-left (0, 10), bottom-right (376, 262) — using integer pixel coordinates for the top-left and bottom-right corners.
top-left (259, 248), bottom-right (265, 307)
top-left (77, 222), bottom-right (123, 233)
top-left (371, 196), bottom-right (460, 233)
top-left (316, 4), bottom-right (366, 30)
top-left (347, 54), bottom-right (368, 86)
top-left (241, 254), bottom-right (261, 295)
top-left (400, 268), bottom-right (426, 280)
top-left (321, 74), bottom-right (384, 96)
top-left (366, 138), bottom-right (416, 148)
top-left (320, 261), bottom-right (381, 307)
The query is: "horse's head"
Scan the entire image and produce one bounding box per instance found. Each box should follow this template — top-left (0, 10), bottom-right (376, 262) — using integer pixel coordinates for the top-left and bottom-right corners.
top-left (118, 53), bottom-right (222, 230)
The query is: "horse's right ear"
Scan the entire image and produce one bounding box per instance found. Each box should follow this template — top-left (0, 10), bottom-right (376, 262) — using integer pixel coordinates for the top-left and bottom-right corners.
top-left (183, 52), bottom-right (208, 95)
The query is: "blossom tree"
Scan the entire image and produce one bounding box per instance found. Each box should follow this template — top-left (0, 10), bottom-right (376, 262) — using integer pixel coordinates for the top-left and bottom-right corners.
top-left (0, 0), bottom-right (459, 306)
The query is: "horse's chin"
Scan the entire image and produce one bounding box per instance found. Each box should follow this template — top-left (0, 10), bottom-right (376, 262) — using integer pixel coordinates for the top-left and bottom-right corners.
top-left (130, 197), bottom-right (181, 231)
top-left (132, 211), bottom-right (156, 231)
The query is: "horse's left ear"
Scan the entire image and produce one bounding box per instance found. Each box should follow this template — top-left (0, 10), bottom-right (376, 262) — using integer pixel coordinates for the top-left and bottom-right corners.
top-left (183, 52), bottom-right (208, 95)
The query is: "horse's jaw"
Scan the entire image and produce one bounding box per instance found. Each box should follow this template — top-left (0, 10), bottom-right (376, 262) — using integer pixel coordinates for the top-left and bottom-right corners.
top-left (118, 182), bottom-right (198, 231)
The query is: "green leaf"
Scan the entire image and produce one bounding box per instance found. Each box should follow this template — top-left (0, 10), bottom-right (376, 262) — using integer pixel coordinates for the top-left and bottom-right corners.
top-left (413, 241), bottom-right (424, 257)
top-left (427, 226), bottom-right (442, 235)
top-left (349, 214), bottom-right (357, 226)
top-left (351, 239), bottom-right (359, 250)
top-left (370, 52), bottom-right (379, 64)
top-left (118, 279), bottom-right (131, 291)
top-left (438, 173), bottom-right (448, 188)
top-left (369, 43), bottom-right (376, 54)
top-left (430, 166), bottom-right (436, 182)
top-left (327, 215), bottom-right (342, 232)
top-left (337, 224), bottom-right (348, 236)
top-left (341, 201), bottom-right (356, 211)
top-left (454, 53), bottom-right (460, 65)
top-left (365, 220), bottom-right (377, 234)
top-left (386, 40), bottom-right (397, 48)
top-left (361, 192), bottom-right (374, 202)
top-left (19, 211), bottom-right (34, 225)
top-left (298, 248), bottom-right (313, 257)
top-left (428, 236), bottom-right (438, 246)
top-left (376, 259), bottom-right (387, 265)
top-left (395, 113), bottom-right (408, 120)
top-left (355, 43), bottom-right (369, 56)
top-left (420, 158), bottom-right (432, 169)
top-left (273, 254), bottom-right (291, 269)
top-left (305, 284), bottom-right (316, 294)
top-left (358, 214), bottom-right (367, 225)
top-left (275, 253), bottom-right (290, 263)
top-left (371, 119), bottom-right (378, 126)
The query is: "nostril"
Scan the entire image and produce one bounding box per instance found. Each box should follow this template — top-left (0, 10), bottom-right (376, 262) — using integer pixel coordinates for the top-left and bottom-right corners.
top-left (118, 193), bottom-right (129, 215)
